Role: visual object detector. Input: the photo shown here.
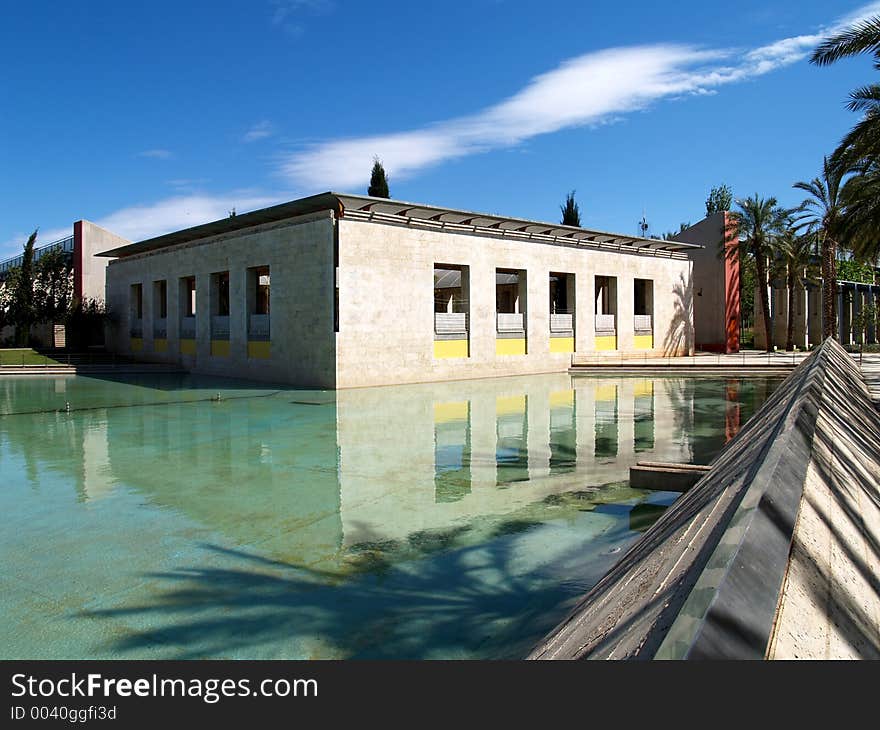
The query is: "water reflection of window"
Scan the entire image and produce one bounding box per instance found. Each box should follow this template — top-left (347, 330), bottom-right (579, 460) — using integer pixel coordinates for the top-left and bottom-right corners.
top-left (549, 390), bottom-right (576, 474)
top-left (434, 401), bottom-right (471, 503)
top-left (594, 384), bottom-right (618, 458)
top-left (496, 395), bottom-right (529, 485)
top-left (633, 380), bottom-right (655, 452)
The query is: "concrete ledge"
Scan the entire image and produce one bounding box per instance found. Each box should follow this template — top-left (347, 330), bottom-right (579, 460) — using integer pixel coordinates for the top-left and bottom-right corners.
top-left (528, 338), bottom-right (880, 659)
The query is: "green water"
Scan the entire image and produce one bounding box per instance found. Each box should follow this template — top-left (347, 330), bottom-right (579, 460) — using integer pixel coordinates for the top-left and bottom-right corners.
top-left (0, 371), bottom-right (780, 659)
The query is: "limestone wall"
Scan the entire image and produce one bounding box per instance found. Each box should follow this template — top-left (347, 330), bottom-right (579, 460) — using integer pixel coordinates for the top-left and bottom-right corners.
top-left (105, 211), bottom-right (336, 387)
top-left (336, 218), bottom-right (693, 388)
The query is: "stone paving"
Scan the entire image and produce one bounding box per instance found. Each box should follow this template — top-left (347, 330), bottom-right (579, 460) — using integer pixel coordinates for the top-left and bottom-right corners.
top-left (768, 352), bottom-right (880, 658)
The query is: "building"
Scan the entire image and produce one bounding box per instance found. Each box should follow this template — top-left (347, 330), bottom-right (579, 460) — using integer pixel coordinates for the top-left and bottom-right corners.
top-left (0, 220), bottom-right (129, 346)
top-left (101, 193), bottom-right (699, 388)
top-left (672, 212), bottom-right (740, 353)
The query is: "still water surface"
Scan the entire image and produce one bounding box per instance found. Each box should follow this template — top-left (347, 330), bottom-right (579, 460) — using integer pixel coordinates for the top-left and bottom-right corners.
top-left (0, 372), bottom-right (779, 658)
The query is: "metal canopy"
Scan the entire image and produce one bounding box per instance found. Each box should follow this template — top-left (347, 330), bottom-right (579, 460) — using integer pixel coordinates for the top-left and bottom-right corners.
top-left (97, 192), bottom-right (701, 259)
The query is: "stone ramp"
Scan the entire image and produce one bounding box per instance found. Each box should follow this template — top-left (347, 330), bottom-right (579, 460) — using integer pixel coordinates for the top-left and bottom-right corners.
top-left (529, 338), bottom-right (880, 660)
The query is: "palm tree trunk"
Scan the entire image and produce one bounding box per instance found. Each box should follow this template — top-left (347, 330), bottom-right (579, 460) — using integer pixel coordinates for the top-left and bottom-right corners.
top-left (755, 252), bottom-right (773, 352)
top-left (786, 269), bottom-right (796, 351)
top-left (822, 236), bottom-right (838, 340)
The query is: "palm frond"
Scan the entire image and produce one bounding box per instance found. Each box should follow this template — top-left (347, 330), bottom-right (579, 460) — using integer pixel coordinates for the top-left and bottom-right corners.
top-left (811, 16), bottom-right (880, 66)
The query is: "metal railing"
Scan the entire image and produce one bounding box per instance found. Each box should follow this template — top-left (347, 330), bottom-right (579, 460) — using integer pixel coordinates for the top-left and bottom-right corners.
top-left (550, 313), bottom-right (574, 333)
top-left (0, 235), bottom-right (75, 276)
top-left (497, 312), bottom-right (525, 333)
top-left (249, 314), bottom-right (270, 341)
top-left (595, 313), bottom-right (616, 333)
top-left (435, 312), bottom-right (468, 336)
top-left (211, 315), bottom-right (230, 339)
top-left (180, 316), bottom-right (196, 339)
top-left (634, 314), bottom-right (652, 333)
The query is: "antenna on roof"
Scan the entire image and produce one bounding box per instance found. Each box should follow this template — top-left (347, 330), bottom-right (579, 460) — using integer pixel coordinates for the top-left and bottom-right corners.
top-left (638, 209), bottom-right (649, 238)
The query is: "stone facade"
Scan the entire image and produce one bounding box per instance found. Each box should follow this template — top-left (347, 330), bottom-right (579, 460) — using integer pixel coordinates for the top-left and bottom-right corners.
top-left (104, 195), bottom-right (695, 389)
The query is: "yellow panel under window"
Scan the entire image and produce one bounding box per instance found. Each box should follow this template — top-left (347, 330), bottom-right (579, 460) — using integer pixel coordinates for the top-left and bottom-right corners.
top-left (595, 384), bottom-right (617, 402)
top-left (496, 395), bottom-right (526, 416)
top-left (434, 401), bottom-right (469, 424)
top-left (634, 334), bottom-right (653, 350)
top-left (130, 337), bottom-right (143, 352)
top-left (634, 380), bottom-right (654, 398)
top-left (154, 338), bottom-right (168, 353)
top-left (248, 341), bottom-right (271, 359)
top-left (496, 338), bottom-right (527, 356)
top-left (211, 340), bottom-right (230, 357)
top-left (594, 335), bottom-right (617, 351)
top-left (549, 390), bottom-right (574, 409)
top-left (550, 336), bottom-right (574, 353)
top-left (434, 339), bottom-right (469, 359)
top-left (180, 338), bottom-right (196, 356)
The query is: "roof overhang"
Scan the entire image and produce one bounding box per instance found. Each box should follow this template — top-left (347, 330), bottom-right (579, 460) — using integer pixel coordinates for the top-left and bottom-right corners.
top-left (98, 192), bottom-right (701, 259)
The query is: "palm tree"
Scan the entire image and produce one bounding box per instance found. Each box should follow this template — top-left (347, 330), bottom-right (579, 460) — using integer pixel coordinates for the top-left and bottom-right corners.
top-left (793, 158), bottom-right (847, 341)
top-left (775, 227), bottom-right (815, 351)
top-left (811, 16), bottom-right (880, 165)
top-left (840, 160), bottom-right (880, 263)
top-left (728, 195), bottom-right (788, 352)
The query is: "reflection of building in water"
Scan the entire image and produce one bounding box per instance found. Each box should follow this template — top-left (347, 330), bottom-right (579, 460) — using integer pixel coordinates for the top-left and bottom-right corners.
top-left (724, 380), bottom-right (741, 444)
top-left (496, 395), bottom-right (529, 485)
top-left (434, 401), bottom-right (471, 503)
top-left (594, 384), bottom-right (618, 458)
top-left (0, 373), bottom-right (774, 565)
top-left (335, 373), bottom-right (701, 549)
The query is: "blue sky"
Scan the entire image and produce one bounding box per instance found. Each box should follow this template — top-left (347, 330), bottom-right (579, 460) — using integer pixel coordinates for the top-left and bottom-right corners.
top-left (2, 0), bottom-right (879, 258)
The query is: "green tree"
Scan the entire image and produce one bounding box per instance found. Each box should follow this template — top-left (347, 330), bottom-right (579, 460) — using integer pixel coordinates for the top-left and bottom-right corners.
top-left (839, 160), bottom-right (880, 263)
top-left (368, 157), bottom-right (390, 198)
top-left (34, 247), bottom-right (73, 322)
top-left (811, 16), bottom-right (880, 165)
top-left (8, 230), bottom-right (38, 346)
top-left (793, 157), bottom-right (847, 341)
top-left (775, 227), bottom-right (815, 351)
top-left (559, 190), bottom-right (581, 226)
top-left (662, 222), bottom-right (691, 240)
top-left (728, 196), bottom-right (788, 352)
top-left (705, 185), bottom-right (733, 216)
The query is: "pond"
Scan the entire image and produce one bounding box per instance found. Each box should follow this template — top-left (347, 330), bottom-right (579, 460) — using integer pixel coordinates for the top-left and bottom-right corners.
top-left (0, 371), bottom-right (780, 659)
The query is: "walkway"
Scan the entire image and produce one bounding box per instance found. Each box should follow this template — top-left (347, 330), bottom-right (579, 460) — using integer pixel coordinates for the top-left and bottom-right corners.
top-left (860, 353), bottom-right (880, 407)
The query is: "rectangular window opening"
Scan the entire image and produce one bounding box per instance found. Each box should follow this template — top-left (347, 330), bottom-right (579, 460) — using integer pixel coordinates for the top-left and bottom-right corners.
top-left (496, 268), bottom-right (527, 355)
top-left (550, 272), bottom-right (575, 353)
top-left (434, 264), bottom-right (470, 359)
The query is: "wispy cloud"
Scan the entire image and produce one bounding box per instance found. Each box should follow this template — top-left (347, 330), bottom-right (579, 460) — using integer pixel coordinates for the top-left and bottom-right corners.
top-left (270, 0), bottom-right (333, 38)
top-left (92, 192), bottom-right (286, 243)
top-left (243, 120), bottom-right (274, 143)
top-left (138, 149), bottom-right (173, 160)
top-left (281, 1), bottom-right (880, 190)
top-left (0, 192), bottom-right (286, 258)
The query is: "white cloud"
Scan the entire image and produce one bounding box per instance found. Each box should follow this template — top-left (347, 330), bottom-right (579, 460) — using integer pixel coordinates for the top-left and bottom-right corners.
top-left (138, 149), bottom-right (173, 160)
top-left (92, 192), bottom-right (286, 243)
top-left (0, 192), bottom-right (287, 259)
top-left (243, 121), bottom-right (274, 143)
top-left (270, 0), bottom-right (333, 38)
top-left (281, 2), bottom-right (880, 190)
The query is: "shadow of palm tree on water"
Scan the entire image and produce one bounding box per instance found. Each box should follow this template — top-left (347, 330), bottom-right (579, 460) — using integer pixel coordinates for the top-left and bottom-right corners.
top-left (79, 524), bottom-right (630, 660)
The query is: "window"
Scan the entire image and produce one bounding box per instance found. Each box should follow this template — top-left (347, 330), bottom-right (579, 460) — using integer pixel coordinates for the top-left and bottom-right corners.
top-left (254, 267), bottom-right (270, 315)
top-left (130, 283), bottom-right (143, 320)
top-left (155, 280), bottom-right (167, 319)
top-left (433, 264), bottom-right (470, 359)
top-left (214, 271), bottom-right (230, 316)
top-left (182, 276), bottom-right (196, 316)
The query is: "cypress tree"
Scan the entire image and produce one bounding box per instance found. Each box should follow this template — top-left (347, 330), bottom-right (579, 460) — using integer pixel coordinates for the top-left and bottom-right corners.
top-left (560, 190), bottom-right (581, 226)
top-left (10, 229), bottom-right (38, 346)
top-left (368, 158), bottom-right (390, 198)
